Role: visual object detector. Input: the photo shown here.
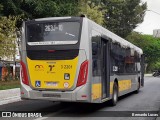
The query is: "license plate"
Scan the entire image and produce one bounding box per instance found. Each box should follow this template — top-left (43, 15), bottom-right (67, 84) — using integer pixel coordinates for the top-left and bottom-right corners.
top-left (46, 82), bottom-right (58, 87)
top-left (42, 94), bottom-right (61, 98)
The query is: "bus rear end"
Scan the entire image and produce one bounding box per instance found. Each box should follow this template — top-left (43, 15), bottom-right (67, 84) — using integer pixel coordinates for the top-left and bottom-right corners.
top-left (20, 17), bottom-right (90, 102)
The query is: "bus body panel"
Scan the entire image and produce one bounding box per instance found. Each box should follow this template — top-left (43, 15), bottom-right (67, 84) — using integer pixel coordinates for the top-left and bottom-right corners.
top-left (21, 82), bottom-right (90, 102)
top-left (26, 56), bottom-right (78, 90)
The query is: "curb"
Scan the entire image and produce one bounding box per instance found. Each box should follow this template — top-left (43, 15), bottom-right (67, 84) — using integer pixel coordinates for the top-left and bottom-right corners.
top-left (144, 74), bottom-right (152, 77)
top-left (0, 88), bottom-right (21, 105)
top-left (0, 96), bottom-right (21, 105)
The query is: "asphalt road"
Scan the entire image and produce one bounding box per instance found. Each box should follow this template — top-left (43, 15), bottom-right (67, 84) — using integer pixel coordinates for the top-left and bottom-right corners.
top-left (0, 76), bottom-right (160, 120)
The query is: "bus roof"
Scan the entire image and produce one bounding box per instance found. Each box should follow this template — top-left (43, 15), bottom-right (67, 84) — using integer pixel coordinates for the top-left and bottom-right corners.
top-left (28, 17), bottom-right (143, 54)
top-left (86, 18), bottom-right (143, 55)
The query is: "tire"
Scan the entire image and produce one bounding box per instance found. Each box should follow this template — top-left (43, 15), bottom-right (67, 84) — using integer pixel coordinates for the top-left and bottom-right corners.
top-left (135, 81), bottom-right (140, 93)
top-left (111, 82), bottom-right (118, 106)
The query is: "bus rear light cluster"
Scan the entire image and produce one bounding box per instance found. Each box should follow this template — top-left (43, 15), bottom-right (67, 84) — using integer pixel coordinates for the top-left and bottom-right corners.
top-left (20, 61), bottom-right (29, 86)
top-left (76, 60), bottom-right (89, 87)
top-left (48, 50), bottom-right (55, 53)
top-left (81, 95), bottom-right (87, 98)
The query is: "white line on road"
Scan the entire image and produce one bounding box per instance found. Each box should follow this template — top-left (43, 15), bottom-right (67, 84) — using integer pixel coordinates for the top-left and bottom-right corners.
top-left (34, 117), bottom-right (48, 120)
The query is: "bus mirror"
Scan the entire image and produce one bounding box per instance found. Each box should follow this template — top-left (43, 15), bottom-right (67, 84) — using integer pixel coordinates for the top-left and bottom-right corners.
top-left (92, 42), bottom-right (98, 55)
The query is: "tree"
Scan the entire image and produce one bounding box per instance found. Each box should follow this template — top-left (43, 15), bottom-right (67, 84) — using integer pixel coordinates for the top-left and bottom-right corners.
top-left (0, 0), bottom-right (79, 29)
top-left (0, 0), bottom-right (79, 18)
top-left (0, 0), bottom-right (23, 16)
top-left (0, 16), bottom-right (17, 60)
top-left (103, 0), bottom-right (147, 38)
top-left (126, 32), bottom-right (160, 72)
top-left (0, 4), bottom-right (3, 16)
top-left (78, 0), bottom-right (104, 25)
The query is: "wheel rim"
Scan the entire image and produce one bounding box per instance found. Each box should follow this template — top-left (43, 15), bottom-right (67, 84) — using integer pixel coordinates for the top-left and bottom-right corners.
top-left (113, 85), bottom-right (118, 102)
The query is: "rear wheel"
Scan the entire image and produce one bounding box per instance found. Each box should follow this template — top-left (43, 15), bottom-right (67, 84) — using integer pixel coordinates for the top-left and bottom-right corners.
top-left (135, 80), bottom-right (140, 93)
top-left (111, 82), bottom-right (118, 106)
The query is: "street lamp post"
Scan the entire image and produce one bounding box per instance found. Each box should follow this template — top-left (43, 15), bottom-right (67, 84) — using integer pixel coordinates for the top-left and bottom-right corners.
top-left (147, 10), bottom-right (160, 16)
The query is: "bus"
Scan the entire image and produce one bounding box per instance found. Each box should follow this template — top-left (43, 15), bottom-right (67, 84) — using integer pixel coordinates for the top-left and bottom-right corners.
top-left (20, 16), bottom-right (145, 105)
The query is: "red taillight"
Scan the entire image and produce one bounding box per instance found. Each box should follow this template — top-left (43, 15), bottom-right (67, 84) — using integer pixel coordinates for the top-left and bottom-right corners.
top-left (76, 60), bottom-right (89, 87)
top-left (48, 50), bottom-right (55, 53)
top-left (20, 61), bottom-right (29, 86)
top-left (81, 95), bottom-right (87, 98)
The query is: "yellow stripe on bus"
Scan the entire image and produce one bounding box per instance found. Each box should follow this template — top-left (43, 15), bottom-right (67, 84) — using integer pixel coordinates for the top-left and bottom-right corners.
top-left (118, 80), bottom-right (131, 92)
top-left (92, 83), bottom-right (102, 100)
top-left (92, 80), bottom-right (131, 100)
top-left (110, 80), bottom-right (131, 94)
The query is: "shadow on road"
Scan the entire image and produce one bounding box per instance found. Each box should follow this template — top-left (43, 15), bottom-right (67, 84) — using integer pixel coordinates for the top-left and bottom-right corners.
top-left (35, 90), bottom-right (140, 117)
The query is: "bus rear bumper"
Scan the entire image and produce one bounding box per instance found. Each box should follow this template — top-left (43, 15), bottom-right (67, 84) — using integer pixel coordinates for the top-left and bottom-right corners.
top-left (20, 83), bottom-right (90, 103)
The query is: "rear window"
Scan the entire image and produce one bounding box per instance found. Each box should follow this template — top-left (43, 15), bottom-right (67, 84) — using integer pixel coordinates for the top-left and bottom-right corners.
top-left (26, 22), bottom-right (80, 45)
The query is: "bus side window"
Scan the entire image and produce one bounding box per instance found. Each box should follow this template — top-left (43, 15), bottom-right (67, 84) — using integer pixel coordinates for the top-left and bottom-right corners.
top-left (110, 43), bottom-right (125, 74)
top-left (125, 49), bottom-right (136, 74)
top-left (111, 43), bottom-right (138, 74)
top-left (92, 42), bottom-right (98, 55)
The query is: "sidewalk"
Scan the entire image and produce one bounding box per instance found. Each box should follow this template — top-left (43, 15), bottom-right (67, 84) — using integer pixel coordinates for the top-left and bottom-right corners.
top-left (0, 88), bottom-right (21, 105)
top-left (144, 74), bottom-right (152, 77)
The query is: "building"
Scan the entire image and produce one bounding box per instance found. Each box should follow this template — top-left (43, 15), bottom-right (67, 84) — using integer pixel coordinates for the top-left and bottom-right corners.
top-left (0, 62), bottom-right (2, 79)
top-left (0, 61), bottom-right (20, 80)
top-left (153, 29), bottom-right (160, 38)
top-left (0, 37), bottom-right (20, 80)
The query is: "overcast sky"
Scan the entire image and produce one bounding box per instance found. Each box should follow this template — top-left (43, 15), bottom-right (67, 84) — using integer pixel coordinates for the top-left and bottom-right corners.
top-left (134, 0), bottom-right (160, 35)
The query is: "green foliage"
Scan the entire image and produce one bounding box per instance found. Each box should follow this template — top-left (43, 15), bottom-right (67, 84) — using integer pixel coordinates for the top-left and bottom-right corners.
top-left (78, 0), bottom-right (105, 25)
top-left (0, 0), bottom-right (79, 28)
top-left (0, 16), bottom-right (17, 59)
top-left (0, 4), bottom-right (3, 17)
top-left (0, 0), bottom-right (78, 18)
top-left (126, 32), bottom-right (149, 49)
top-left (151, 62), bottom-right (160, 71)
top-left (126, 32), bottom-right (160, 72)
top-left (103, 0), bottom-right (147, 38)
top-left (141, 35), bottom-right (160, 72)
top-left (0, 4), bottom-right (2, 9)
top-left (0, 80), bottom-right (20, 90)
top-left (0, 0), bottom-right (23, 16)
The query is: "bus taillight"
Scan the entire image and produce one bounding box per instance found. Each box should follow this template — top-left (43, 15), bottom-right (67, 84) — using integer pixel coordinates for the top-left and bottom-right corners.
top-left (76, 60), bottom-right (89, 87)
top-left (20, 61), bottom-right (29, 86)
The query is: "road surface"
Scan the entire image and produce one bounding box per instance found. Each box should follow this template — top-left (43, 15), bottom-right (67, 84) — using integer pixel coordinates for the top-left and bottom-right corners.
top-left (0, 76), bottom-right (160, 120)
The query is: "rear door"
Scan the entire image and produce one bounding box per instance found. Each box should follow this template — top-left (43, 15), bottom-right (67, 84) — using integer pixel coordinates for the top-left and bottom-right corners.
top-left (101, 38), bottom-right (110, 99)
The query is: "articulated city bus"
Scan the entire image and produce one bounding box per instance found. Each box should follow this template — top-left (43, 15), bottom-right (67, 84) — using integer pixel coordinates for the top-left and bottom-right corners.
top-left (20, 16), bottom-right (145, 105)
